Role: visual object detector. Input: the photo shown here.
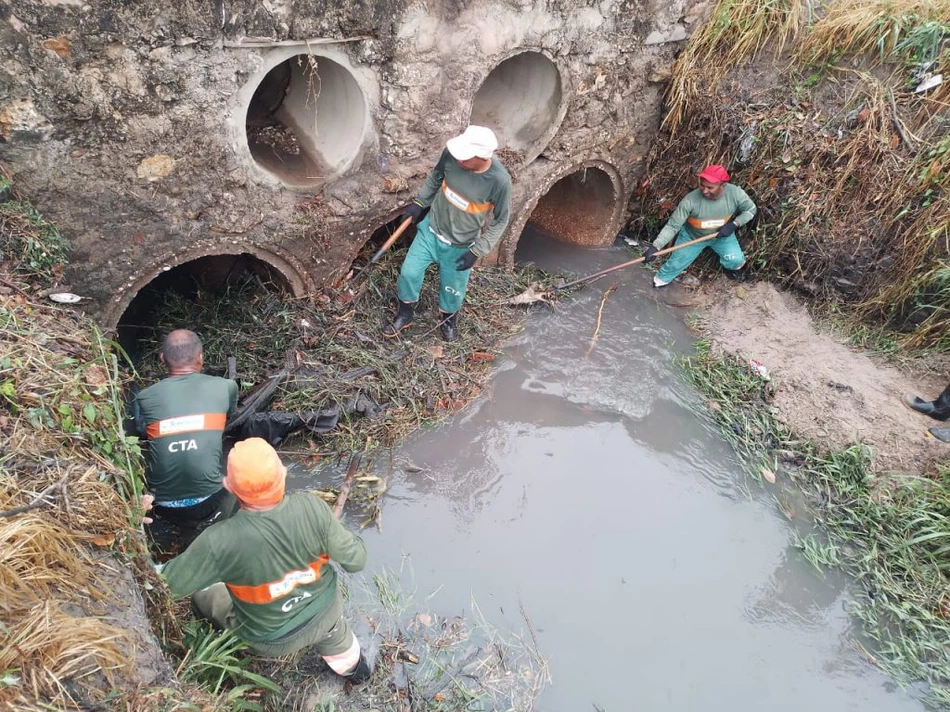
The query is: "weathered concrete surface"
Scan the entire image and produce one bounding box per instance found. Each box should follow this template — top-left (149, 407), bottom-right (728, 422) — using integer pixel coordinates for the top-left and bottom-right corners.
top-left (0, 0), bottom-right (702, 326)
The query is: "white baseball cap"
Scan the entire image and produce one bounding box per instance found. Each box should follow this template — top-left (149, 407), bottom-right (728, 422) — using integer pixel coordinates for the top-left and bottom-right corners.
top-left (446, 125), bottom-right (498, 161)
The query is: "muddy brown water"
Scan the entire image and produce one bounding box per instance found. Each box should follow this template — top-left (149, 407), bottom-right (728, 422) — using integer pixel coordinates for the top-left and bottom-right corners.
top-left (289, 228), bottom-right (928, 711)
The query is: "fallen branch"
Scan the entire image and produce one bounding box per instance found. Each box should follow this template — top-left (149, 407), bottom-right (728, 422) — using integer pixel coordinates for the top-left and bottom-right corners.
top-left (0, 473), bottom-right (69, 518)
top-left (332, 450), bottom-right (363, 517)
top-left (584, 283), bottom-right (617, 357)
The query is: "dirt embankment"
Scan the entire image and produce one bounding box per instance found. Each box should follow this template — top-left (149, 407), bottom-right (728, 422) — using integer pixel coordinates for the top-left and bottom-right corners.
top-left (686, 279), bottom-right (949, 474)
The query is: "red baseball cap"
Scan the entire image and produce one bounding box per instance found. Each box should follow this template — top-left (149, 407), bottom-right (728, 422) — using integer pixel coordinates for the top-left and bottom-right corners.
top-left (698, 164), bottom-right (730, 183)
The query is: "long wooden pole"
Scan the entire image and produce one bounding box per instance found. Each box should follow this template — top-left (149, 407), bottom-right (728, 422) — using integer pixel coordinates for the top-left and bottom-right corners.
top-left (349, 217), bottom-right (414, 282)
top-left (553, 234), bottom-right (718, 292)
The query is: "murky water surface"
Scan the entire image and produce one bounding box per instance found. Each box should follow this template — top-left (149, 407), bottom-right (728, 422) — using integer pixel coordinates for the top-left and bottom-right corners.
top-left (292, 229), bottom-right (926, 711)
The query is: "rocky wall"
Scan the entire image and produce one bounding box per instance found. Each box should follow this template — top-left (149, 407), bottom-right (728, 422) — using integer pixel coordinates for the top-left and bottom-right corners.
top-left (0, 0), bottom-right (707, 327)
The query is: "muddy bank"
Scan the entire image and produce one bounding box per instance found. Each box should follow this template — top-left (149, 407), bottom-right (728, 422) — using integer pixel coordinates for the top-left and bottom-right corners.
top-left (690, 280), bottom-right (949, 475)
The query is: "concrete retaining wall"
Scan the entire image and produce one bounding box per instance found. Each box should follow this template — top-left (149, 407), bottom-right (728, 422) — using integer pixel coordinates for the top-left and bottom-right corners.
top-left (0, 0), bottom-right (707, 328)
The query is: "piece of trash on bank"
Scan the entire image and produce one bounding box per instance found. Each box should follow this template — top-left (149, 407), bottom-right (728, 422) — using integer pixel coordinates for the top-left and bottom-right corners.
top-left (915, 74), bottom-right (943, 93)
top-left (48, 292), bottom-right (84, 303)
top-left (748, 358), bottom-right (771, 381)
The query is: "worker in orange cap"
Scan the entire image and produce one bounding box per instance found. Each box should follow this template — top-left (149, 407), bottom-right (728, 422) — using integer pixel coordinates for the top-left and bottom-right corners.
top-left (159, 438), bottom-right (371, 683)
top-left (642, 164), bottom-right (757, 287)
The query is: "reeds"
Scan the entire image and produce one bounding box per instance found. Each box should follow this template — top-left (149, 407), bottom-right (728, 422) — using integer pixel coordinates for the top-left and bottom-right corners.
top-left (683, 344), bottom-right (950, 703)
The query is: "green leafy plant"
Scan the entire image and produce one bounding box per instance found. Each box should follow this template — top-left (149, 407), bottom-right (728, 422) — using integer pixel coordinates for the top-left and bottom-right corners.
top-left (179, 621), bottom-right (280, 711)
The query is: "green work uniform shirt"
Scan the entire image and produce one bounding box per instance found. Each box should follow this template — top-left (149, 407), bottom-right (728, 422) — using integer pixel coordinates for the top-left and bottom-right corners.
top-left (162, 493), bottom-right (367, 643)
top-left (135, 373), bottom-right (237, 502)
top-left (415, 149), bottom-right (512, 258)
top-left (653, 184), bottom-right (758, 248)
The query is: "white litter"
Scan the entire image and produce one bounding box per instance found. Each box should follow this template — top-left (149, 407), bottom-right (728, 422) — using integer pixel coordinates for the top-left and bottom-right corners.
top-left (914, 74), bottom-right (943, 93)
top-left (48, 293), bottom-right (83, 304)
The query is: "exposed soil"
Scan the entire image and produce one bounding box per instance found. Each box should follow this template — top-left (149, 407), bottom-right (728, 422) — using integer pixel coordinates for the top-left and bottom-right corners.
top-left (684, 280), bottom-right (949, 474)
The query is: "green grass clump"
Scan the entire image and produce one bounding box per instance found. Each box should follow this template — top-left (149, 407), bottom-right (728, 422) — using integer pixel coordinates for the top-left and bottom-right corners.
top-left (0, 177), bottom-right (69, 282)
top-left (683, 341), bottom-right (950, 704)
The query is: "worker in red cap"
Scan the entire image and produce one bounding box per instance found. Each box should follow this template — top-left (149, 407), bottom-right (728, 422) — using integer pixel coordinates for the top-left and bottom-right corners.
top-left (642, 164), bottom-right (757, 287)
top-left (158, 438), bottom-right (372, 684)
top-left (383, 124), bottom-right (512, 342)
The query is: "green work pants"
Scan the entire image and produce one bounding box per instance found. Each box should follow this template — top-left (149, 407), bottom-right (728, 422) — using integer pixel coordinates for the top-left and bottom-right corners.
top-left (191, 582), bottom-right (355, 659)
top-left (655, 227), bottom-right (745, 283)
top-left (396, 215), bottom-right (473, 313)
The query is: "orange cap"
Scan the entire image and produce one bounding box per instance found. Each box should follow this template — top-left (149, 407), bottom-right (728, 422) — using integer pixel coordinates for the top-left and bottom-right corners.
top-left (225, 438), bottom-right (286, 506)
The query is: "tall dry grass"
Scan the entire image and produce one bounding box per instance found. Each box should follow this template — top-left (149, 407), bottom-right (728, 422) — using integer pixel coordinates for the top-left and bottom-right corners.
top-left (796, 0), bottom-right (950, 65)
top-left (664, 0), bottom-right (809, 133)
top-left (0, 601), bottom-right (131, 707)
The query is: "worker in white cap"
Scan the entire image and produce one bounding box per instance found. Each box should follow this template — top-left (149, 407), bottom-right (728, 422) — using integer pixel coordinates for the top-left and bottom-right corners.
top-left (383, 125), bottom-right (512, 342)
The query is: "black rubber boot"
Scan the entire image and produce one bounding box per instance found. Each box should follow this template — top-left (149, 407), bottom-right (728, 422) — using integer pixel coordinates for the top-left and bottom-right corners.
top-left (930, 427), bottom-right (950, 443)
top-left (439, 311), bottom-right (458, 342)
top-left (382, 301), bottom-right (414, 338)
top-left (345, 653), bottom-right (372, 685)
top-left (724, 267), bottom-right (747, 282)
top-left (904, 384), bottom-right (950, 421)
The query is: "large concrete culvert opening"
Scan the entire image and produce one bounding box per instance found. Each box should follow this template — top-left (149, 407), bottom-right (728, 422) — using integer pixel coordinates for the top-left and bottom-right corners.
top-left (470, 51), bottom-right (565, 163)
top-left (517, 166), bottom-right (620, 259)
top-left (116, 253), bottom-right (295, 368)
top-left (245, 54), bottom-right (367, 188)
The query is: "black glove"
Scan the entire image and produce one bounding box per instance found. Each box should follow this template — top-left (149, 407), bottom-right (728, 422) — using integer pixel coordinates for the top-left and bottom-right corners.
top-left (716, 221), bottom-right (737, 238)
top-left (642, 244), bottom-right (659, 263)
top-left (455, 250), bottom-right (478, 271)
top-left (403, 200), bottom-right (425, 225)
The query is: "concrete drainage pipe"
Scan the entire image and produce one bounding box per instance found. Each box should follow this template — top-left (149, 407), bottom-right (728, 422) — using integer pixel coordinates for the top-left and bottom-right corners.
top-left (243, 52), bottom-right (369, 188)
top-left (470, 51), bottom-right (566, 164)
top-left (525, 165), bottom-right (622, 247)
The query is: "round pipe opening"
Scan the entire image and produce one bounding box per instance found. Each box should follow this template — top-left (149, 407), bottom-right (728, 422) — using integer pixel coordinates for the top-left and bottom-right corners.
top-left (245, 53), bottom-right (367, 188)
top-left (116, 253), bottom-right (294, 360)
top-left (470, 51), bottom-right (565, 163)
top-left (522, 167), bottom-right (619, 249)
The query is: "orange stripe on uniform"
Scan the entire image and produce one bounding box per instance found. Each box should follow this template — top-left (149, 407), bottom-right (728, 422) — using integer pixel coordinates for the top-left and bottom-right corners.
top-left (686, 216), bottom-right (729, 231)
top-left (145, 412), bottom-right (228, 439)
top-left (226, 555), bottom-right (330, 604)
top-left (441, 181), bottom-right (493, 214)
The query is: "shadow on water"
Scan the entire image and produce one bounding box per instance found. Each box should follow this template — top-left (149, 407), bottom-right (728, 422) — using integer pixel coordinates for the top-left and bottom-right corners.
top-left (290, 227), bottom-right (927, 711)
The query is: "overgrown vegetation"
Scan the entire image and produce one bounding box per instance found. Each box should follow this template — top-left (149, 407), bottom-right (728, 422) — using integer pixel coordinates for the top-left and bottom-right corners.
top-left (640, 0), bottom-right (950, 351)
top-left (684, 341), bottom-right (950, 703)
top-left (0, 182), bottom-right (222, 710)
top-left (0, 174), bottom-right (68, 283)
top-left (136, 240), bottom-right (552, 458)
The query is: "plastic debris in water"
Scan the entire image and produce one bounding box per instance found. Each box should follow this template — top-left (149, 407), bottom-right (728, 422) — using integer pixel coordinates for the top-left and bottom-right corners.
top-left (749, 359), bottom-right (771, 381)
